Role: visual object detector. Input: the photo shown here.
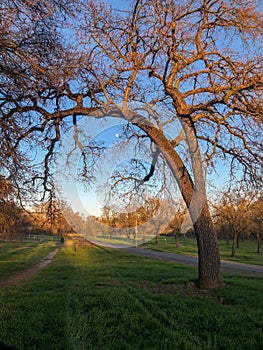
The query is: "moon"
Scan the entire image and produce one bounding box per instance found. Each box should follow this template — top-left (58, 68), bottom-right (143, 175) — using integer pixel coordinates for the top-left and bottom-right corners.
top-left (115, 133), bottom-right (119, 138)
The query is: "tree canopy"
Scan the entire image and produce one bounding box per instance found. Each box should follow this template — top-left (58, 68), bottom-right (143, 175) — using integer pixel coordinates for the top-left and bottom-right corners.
top-left (1, 0), bottom-right (262, 288)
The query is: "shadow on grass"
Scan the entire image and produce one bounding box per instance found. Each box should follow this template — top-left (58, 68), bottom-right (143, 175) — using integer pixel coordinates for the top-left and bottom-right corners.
top-left (0, 244), bottom-right (262, 350)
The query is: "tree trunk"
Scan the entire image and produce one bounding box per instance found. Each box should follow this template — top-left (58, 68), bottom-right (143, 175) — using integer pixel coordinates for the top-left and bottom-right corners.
top-left (256, 233), bottom-right (262, 254)
top-left (232, 233), bottom-right (237, 257)
top-left (236, 234), bottom-right (240, 249)
top-left (175, 233), bottom-right (179, 247)
top-left (258, 240), bottom-right (262, 254)
top-left (136, 121), bottom-right (224, 289)
top-left (194, 202), bottom-right (223, 289)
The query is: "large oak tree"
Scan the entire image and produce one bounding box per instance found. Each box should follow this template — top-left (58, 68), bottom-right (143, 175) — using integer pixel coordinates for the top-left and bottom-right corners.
top-left (1, 0), bottom-right (262, 288)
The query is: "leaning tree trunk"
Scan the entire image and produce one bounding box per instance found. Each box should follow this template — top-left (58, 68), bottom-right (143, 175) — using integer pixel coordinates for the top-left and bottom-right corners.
top-left (136, 122), bottom-right (224, 289)
top-left (193, 202), bottom-right (223, 289)
top-left (180, 118), bottom-right (223, 290)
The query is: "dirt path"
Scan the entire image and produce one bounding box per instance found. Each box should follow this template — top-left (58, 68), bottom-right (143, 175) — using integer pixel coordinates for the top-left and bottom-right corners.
top-left (0, 247), bottom-right (60, 288)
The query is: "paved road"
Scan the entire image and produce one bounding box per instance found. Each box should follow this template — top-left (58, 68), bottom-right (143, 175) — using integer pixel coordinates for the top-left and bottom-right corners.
top-left (122, 247), bottom-right (263, 277)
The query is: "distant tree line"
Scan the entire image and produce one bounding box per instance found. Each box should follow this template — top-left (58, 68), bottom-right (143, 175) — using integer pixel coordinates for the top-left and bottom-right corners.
top-left (157, 190), bottom-right (263, 256)
top-left (213, 191), bottom-right (263, 256)
top-left (0, 176), bottom-right (79, 241)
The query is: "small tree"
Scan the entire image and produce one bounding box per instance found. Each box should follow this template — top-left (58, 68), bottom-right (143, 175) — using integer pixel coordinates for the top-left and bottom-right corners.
top-left (213, 190), bottom-right (252, 257)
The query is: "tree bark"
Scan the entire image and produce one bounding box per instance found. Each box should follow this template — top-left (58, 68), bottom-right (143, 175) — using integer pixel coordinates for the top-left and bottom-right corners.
top-left (193, 202), bottom-right (223, 289)
top-left (175, 233), bottom-right (179, 247)
top-left (256, 233), bottom-right (262, 254)
top-left (236, 234), bottom-right (240, 249)
top-left (136, 122), bottom-right (223, 289)
top-left (232, 233), bottom-right (237, 257)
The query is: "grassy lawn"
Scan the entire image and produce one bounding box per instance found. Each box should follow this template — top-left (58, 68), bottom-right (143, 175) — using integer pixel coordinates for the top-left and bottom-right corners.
top-left (146, 236), bottom-right (263, 266)
top-left (0, 244), bottom-right (262, 349)
top-left (0, 240), bottom-right (60, 280)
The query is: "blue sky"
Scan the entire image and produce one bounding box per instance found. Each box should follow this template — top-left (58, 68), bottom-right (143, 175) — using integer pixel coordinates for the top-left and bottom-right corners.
top-left (55, 117), bottom-right (180, 217)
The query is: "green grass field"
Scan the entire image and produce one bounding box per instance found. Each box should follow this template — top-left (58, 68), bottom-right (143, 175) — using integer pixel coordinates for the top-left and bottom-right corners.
top-left (146, 236), bottom-right (263, 266)
top-left (0, 241), bottom-right (60, 280)
top-left (0, 243), bottom-right (262, 349)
